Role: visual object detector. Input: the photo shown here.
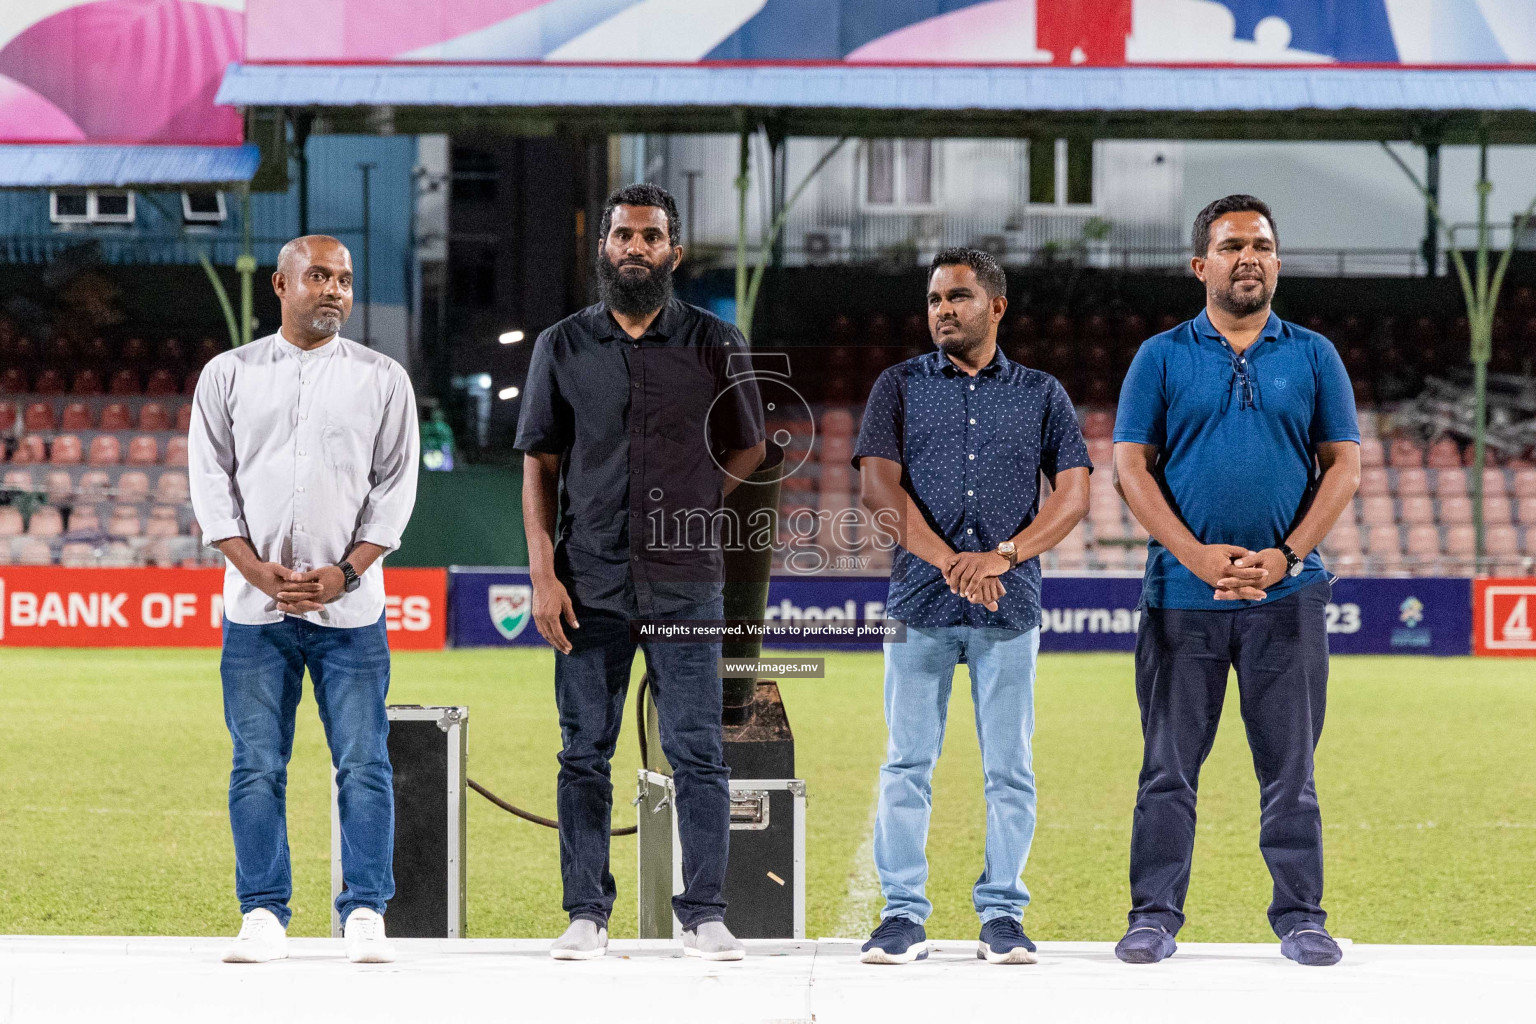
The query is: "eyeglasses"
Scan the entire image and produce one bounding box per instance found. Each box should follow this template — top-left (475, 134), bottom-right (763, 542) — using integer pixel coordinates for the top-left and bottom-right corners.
top-left (1229, 355), bottom-right (1255, 410)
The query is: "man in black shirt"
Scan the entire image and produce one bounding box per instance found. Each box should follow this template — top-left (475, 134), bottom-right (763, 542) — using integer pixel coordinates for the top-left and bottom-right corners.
top-left (516, 184), bottom-right (766, 961)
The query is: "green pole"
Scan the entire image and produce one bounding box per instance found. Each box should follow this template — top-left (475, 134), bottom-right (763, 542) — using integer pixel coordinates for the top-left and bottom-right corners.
top-left (1471, 137), bottom-right (1490, 571)
top-left (735, 118), bottom-right (751, 343)
top-left (237, 184), bottom-right (255, 347)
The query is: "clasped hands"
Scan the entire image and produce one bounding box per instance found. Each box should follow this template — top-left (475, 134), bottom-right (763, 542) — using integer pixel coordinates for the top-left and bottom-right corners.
top-left (1190, 544), bottom-right (1289, 601)
top-left (245, 561), bottom-right (347, 614)
top-left (940, 550), bottom-right (1013, 612)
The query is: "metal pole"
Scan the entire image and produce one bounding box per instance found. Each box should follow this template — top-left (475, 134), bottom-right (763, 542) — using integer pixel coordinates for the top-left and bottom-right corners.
top-left (238, 185), bottom-right (254, 346)
top-left (735, 117), bottom-right (750, 340)
top-left (359, 162), bottom-right (375, 347)
top-left (294, 111), bottom-right (313, 236)
top-left (1472, 136), bottom-right (1490, 570)
top-left (683, 169), bottom-right (702, 250)
top-left (1422, 141), bottom-right (1440, 277)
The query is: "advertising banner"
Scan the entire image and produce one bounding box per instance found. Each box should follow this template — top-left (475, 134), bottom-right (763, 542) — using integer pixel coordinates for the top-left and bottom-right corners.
top-left (244, 1), bottom-right (1534, 68)
top-left (0, 567), bottom-right (447, 649)
top-left (449, 570), bottom-right (1472, 656)
top-left (1473, 579), bottom-right (1536, 658)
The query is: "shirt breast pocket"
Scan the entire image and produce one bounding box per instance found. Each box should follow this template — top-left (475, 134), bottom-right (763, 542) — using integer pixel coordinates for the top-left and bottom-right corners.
top-left (322, 414), bottom-right (374, 480)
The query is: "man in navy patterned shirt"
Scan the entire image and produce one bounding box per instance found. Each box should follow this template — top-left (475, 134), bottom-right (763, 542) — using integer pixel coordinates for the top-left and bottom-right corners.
top-left (852, 249), bottom-right (1092, 966)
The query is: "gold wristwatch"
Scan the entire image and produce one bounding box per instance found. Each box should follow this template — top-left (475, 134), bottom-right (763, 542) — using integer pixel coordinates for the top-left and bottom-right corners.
top-left (996, 541), bottom-right (1017, 568)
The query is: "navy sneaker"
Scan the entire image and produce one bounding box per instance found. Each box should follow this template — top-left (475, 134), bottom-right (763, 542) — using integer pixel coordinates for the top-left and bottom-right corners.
top-left (860, 916), bottom-right (929, 965)
top-left (1114, 922), bottom-right (1176, 964)
top-left (1281, 924), bottom-right (1343, 966)
top-left (977, 918), bottom-right (1038, 965)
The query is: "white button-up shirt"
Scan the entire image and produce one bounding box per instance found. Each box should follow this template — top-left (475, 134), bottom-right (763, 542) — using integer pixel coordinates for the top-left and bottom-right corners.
top-left (189, 331), bottom-right (420, 628)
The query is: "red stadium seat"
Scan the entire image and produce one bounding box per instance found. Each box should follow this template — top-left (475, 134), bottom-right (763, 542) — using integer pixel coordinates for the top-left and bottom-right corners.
top-left (1482, 468), bottom-right (1510, 498)
top-left (121, 337), bottom-right (149, 363)
top-left (1426, 437), bottom-right (1461, 469)
top-left (1361, 496), bottom-right (1396, 526)
top-left (1435, 468), bottom-right (1468, 498)
top-left (146, 506), bottom-right (180, 538)
top-left (107, 505), bottom-right (142, 539)
top-left (27, 505), bottom-right (63, 538)
top-left (1367, 524), bottom-right (1402, 572)
top-left (99, 403), bottom-right (132, 431)
top-left (23, 402), bottom-right (56, 432)
top-left (34, 369), bottom-right (66, 395)
top-left (71, 369), bottom-right (104, 396)
top-left (1358, 437), bottom-right (1385, 468)
top-left (193, 337), bottom-right (222, 366)
top-left (0, 367), bottom-right (27, 393)
top-left (126, 435), bottom-right (160, 466)
top-left (1519, 498), bottom-right (1536, 526)
top-left (164, 436), bottom-right (189, 467)
top-left (49, 434), bottom-right (83, 466)
top-left (1444, 524), bottom-right (1476, 561)
top-left (108, 369), bottom-right (140, 396)
top-left (59, 541), bottom-right (96, 567)
top-left (13, 537), bottom-right (51, 565)
top-left (1389, 439), bottom-right (1425, 469)
top-left (1357, 467), bottom-right (1390, 498)
top-left (43, 470), bottom-right (73, 505)
top-left (0, 506), bottom-right (26, 538)
top-left (1399, 496), bottom-right (1434, 525)
top-left (87, 435), bottom-right (122, 466)
top-left (182, 370), bottom-right (200, 395)
top-left (83, 337), bottom-right (111, 364)
top-left (1439, 497), bottom-right (1473, 525)
top-left (1484, 496), bottom-right (1514, 525)
top-left (138, 403), bottom-right (171, 431)
top-left (157, 337), bottom-right (185, 364)
top-left (174, 403), bottom-right (192, 432)
top-left (13, 435), bottom-right (45, 464)
top-left (61, 402), bottom-right (94, 430)
top-left (116, 471), bottom-right (149, 504)
top-left (1395, 468), bottom-right (1428, 496)
top-left (2, 469), bottom-right (33, 495)
top-left (1087, 437), bottom-right (1113, 468)
top-left (66, 506), bottom-right (99, 536)
top-left (0, 401), bottom-right (15, 431)
top-left (77, 470), bottom-right (110, 501)
top-left (154, 471), bottom-right (189, 505)
top-left (145, 368), bottom-right (178, 396)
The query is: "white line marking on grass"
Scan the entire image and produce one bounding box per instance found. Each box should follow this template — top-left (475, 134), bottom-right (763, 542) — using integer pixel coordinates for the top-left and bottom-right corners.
top-left (833, 780), bottom-right (882, 939)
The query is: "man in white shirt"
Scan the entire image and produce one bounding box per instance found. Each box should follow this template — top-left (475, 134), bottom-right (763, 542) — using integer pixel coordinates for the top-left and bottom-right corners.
top-left (189, 235), bottom-right (420, 964)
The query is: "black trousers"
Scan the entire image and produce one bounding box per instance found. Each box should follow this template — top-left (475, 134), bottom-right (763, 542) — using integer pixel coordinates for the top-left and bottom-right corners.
top-left (1127, 582), bottom-right (1331, 938)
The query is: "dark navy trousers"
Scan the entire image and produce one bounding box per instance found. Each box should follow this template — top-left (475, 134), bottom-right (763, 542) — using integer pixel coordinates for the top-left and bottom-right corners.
top-left (1128, 582), bottom-right (1331, 938)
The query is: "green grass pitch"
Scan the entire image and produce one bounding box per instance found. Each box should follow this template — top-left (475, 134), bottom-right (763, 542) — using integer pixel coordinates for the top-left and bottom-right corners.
top-left (0, 648), bottom-right (1532, 944)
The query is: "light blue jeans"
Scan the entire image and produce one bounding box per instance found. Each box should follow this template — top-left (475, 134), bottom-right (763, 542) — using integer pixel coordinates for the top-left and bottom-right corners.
top-left (873, 625), bottom-right (1040, 925)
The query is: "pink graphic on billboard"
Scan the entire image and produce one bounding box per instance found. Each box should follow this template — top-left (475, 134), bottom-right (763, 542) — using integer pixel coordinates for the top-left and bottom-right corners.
top-left (0, 0), bottom-right (243, 144)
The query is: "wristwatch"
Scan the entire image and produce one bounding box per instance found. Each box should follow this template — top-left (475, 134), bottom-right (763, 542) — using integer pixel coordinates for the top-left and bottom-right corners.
top-left (338, 560), bottom-right (362, 593)
top-left (1279, 544), bottom-right (1304, 578)
top-left (996, 541), bottom-right (1018, 568)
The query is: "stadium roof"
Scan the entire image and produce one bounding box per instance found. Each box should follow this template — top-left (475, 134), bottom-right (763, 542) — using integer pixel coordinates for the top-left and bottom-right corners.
top-left (216, 64), bottom-right (1536, 142)
top-left (0, 145), bottom-right (262, 189)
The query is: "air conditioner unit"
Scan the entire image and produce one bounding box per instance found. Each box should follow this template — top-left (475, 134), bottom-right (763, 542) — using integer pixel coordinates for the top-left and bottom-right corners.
top-left (802, 227), bottom-right (851, 265)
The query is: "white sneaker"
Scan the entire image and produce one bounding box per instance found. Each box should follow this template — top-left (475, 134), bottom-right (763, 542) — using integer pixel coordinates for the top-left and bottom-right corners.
top-left (222, 908), bottom-right (289, 964)
top-left (683, 920), bottom-right (746, 961)
top-left (343, 908), bottom-right (396, 964)
top-left (550, 918), bottom-right (608, 960)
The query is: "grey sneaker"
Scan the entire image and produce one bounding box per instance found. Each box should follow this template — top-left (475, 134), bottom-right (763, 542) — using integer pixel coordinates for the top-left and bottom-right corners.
top-left (550, 918), bottom-right (607, 961)
top-left (682, 920), bottom-right (746, 961)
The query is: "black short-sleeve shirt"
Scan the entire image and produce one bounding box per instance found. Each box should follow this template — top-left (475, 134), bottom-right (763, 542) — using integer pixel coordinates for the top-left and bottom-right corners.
top-left (516, 298), bottom-right (765, 620)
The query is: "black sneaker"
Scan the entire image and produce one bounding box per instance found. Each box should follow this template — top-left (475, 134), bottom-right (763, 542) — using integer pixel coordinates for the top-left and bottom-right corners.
top-left (859, 916), bottom-right (929, 965)
top-left (977, 918), bottom-right (1038, 965)
top-left (1281, 925), bottom-right (1343, 966)
top-left (1115, 922), bottom-right (1176, 964)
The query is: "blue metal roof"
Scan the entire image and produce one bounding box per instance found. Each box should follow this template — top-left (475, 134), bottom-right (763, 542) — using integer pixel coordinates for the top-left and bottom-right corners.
top-left (0, 145), bottom-right (261, 189)
top-left (216, 63), bottom-right (1536, 112)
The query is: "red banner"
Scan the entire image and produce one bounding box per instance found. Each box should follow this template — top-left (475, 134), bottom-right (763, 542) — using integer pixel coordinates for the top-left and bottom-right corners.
top-left (0, 567), bottom-right (446, 649)
top-left (1473, 579), bottom-right (1536, 658)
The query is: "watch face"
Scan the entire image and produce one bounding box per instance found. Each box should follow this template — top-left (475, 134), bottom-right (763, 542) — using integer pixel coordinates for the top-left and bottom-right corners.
top-left (1288, 560), bottom-right (1304, 577)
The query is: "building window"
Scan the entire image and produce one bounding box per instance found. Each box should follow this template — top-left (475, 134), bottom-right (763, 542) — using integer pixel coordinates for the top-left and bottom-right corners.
top-left (1027, 138), bottom-right (1095, 208)
top-left (864, 139), bottom-right (936, 210)
top-left (451, 145), bottom-right (499, 203)
top-left (50, 189), bottom-right (136, 225)
top-left (182, 190), bottom-right (227, 225)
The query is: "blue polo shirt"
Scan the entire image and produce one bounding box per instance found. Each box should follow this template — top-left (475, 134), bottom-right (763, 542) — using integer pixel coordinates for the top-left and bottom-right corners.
top-left (1114, 309), bottom-right (1359, 611)
top-left (853, 346), bottom-right (1092, 631)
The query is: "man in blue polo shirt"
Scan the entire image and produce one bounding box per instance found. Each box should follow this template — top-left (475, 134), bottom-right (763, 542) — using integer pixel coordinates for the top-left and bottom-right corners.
top-left (1112, 195), bottom-right (1361, 967)
top-left (854, 248), bottom-right (1091, 966)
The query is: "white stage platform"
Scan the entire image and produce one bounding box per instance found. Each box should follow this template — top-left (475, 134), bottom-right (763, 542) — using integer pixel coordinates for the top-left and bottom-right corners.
top-left (1, 936), bottom-right (1530, 1023)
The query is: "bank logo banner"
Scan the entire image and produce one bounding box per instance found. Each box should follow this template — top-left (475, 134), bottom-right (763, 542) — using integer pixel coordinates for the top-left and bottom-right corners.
top-left (489, 584), bottom-right (533, 641)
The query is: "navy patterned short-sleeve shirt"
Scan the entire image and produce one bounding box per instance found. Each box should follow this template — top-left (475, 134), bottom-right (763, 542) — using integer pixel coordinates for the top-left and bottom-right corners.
top-left (853, 346), bottom-right (1092, 631)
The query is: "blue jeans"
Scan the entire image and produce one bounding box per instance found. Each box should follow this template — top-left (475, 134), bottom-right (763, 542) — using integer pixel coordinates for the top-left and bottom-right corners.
top-left (554, 596), bottom-right (730, 930)
top-left (221, 615), bottom-right (395, 927)
top-left (874, 625), bottom-right (1040, 925)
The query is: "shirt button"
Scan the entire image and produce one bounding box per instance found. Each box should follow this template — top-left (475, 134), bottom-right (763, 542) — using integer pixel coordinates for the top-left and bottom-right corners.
top-left (969, 384), bottom-right (975, 390)
top-left (297, 450), bottom-right (306, 456)
top-left (969, 453), bottom-right (975, 460)
top-left (967, 528), bottom-right (974, 535)
top-left (301, 413), bottom-right (309, 420)
top-left (970, 418), bottom-right (976, 425)
top-left (968, 489), bottom-right (974, 496)
top-left (296, 486), bottom-right (305, 493)
top-left (632, 382), bottom-right (641, 390)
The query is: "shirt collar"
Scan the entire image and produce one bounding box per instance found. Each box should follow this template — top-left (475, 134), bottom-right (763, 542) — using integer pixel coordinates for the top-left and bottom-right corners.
top-left (1193, 307), bottom-right (1282, 348)
top-left (275, 329), bottom-right (340, 359)
top-left (593, 296), bottom-right (684, 343)
top-left (938, 343), bottom-right (1010, 377)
